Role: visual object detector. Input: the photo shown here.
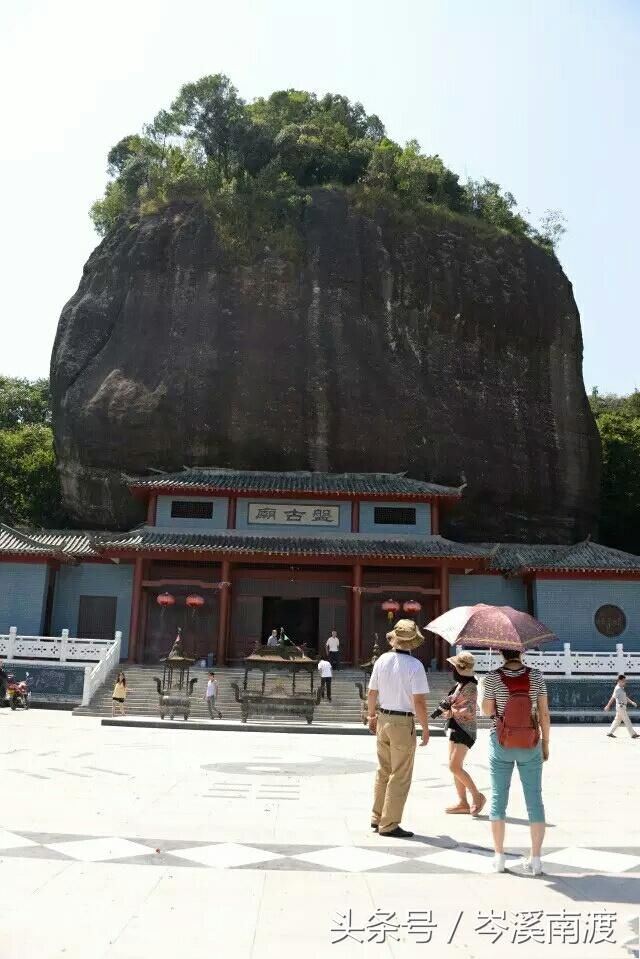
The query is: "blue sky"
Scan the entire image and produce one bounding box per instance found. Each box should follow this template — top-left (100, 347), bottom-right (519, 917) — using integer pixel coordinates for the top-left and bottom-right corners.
top-left (1, 0), bottom-right (638, 393)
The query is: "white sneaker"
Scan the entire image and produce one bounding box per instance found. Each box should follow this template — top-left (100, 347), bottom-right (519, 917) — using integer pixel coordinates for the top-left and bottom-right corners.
top-left (521, 856), bottom-right (543, 876)
top-left (492, 853), bottom-right (506, 873)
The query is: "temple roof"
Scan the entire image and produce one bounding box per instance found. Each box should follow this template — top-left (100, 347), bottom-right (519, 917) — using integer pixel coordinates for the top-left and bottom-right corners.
top-left (92, 529), bottom-right (488, 561)
top-left (126, 468), bottom-right (463, 500)
top-left (0, 525), bottom-right (98, 560)
top-left (0, 524), bottom-right (65, 559)
top-left (490, 541), bottom-right (640, 574)
top-left (2, 521), bottom-right (639, 573)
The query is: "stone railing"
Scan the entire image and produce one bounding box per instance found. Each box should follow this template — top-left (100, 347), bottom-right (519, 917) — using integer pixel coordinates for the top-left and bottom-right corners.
top-left (457, 642), bottom-right (640, 676)
top-left (1, 627), bottom-right (122, 705)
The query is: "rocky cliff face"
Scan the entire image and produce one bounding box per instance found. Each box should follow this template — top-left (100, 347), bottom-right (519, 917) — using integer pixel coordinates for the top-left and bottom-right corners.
top-left (51, 192), bottom-right (600, 539)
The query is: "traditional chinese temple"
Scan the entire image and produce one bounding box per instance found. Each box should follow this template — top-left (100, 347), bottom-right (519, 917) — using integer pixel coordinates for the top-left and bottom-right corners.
top-left (2, 468), bottom-right (640, 665)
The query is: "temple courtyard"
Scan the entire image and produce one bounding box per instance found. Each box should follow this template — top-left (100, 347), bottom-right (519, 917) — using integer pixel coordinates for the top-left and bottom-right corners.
top-left (1, 710), bottom-right (639, 958)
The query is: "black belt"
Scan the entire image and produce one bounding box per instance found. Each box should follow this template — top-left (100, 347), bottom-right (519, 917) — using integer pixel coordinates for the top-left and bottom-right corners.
top-left (379, 708), bottom-right (414, 716)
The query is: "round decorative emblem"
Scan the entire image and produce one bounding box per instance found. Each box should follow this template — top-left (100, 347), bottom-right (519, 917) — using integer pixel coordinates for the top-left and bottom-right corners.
top-left (594, 604), bottom-right (626, 637)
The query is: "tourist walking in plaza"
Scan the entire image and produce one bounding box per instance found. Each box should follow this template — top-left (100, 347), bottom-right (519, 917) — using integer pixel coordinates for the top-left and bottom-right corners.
top-left (482, 649), bottom-right (550, 875)
top-left (205, 671), bottom-right (222, 719)
top-left (605, 674), bottom-right (639, 738)
top-left (317, 656), bottom-right (333, 702)
top-left (112, 672), bottom-right (127, 716)
top-left (326, 630), bottom-right (340, 669)
top-left (440, 652), bottom-right (485, 816)
top-left (367, 619), bottom-right (430, 838)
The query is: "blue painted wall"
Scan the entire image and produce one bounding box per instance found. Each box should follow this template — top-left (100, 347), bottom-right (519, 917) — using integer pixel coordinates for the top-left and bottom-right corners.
top-left (51, 563), bottom-right (134, 656)
top-left (533, 579), bottom-right (640, 651)
top-left (450, 574), bottom-right (527, 611)
top-left (0, 562), bottom-right (48, 634)
top-left (359, 501), bottom-right (431, 535)
top-left (156, 495), bottom-right (228, 529)
top-left (236, 498), bottom-right (352, 534)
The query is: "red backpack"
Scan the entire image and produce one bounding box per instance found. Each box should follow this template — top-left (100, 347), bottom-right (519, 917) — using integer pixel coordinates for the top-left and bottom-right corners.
top-left (495, 668), bottom-right (540, 749)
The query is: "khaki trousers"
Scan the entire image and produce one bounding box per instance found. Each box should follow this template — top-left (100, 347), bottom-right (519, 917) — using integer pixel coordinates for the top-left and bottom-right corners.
top-left (609, 707), bottom-right (637, 737)
top-left (372, 714), bottom-right (417, 833)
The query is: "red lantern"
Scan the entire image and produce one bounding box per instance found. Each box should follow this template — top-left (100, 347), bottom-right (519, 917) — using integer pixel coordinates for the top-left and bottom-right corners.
top-left (403, 599), bottom-right (422, 617)
top-left (156, 592), bottom-right (175, 607)
top-left (381, 598), bottom-right (401, 622)
top-left (186, 594), bottom-right (205, 609)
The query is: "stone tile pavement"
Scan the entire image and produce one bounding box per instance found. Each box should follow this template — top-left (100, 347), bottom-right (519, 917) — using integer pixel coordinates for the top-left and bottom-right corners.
top-left (0, 709), bottom-right (638, 958)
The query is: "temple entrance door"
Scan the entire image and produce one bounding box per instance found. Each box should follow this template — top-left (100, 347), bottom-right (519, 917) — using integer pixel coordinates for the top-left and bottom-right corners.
top-left (262, 597), bottom-right (319, 651)
top-left (143, 591), bottom-right (217, 663)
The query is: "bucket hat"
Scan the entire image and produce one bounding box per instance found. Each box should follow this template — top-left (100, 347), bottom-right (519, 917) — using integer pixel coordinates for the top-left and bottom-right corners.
top-left (386, 619), bottom-right (424, 651)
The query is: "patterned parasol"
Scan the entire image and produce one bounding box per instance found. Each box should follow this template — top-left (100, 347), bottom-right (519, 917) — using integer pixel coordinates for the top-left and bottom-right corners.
top-left (426, 604), bottom-right (556, 652)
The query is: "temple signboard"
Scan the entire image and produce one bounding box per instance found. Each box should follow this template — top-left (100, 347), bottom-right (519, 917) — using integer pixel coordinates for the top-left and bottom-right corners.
top-left (248, 503), bottom-right (340, 527)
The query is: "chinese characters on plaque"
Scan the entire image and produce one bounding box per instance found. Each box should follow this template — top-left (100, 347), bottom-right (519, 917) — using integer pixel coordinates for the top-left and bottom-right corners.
top-left (248, 502), bottom-right (340, 527)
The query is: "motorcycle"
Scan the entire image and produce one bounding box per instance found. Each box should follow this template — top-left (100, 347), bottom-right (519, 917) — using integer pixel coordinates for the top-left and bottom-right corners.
top-left (6, 673), bottom-right (30, 710)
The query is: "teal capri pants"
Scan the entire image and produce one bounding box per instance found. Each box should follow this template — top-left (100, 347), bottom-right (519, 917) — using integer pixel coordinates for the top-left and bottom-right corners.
top-left (488, 731), bottom-right (545, 823)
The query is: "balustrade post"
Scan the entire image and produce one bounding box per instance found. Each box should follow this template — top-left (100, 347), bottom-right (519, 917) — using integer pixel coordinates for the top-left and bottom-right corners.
top-left (8, 626), bottom-right (17, 660)
top-left (563, 642), bottom-right (572, 676)
top-left (82, 665), bottom-right (92, 706)
top-left (60, 628), bottom-right (69, 663)
top-left (616, 643), bottom-right (625, 675)
top-left (114, 630), bottom-right (122, 664)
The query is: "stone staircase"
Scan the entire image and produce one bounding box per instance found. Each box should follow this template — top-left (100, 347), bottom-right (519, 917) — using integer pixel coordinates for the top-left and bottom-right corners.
top-left (74, 665), bottom-right (471, 726)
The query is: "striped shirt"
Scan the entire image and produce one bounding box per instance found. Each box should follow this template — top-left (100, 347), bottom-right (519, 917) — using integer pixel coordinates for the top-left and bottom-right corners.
top-left (482, 666), bottom-right (547, 730)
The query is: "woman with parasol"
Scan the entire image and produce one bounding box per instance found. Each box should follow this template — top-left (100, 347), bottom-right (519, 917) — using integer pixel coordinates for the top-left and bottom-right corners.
top-left (428, 604), bottom-right (553, 876)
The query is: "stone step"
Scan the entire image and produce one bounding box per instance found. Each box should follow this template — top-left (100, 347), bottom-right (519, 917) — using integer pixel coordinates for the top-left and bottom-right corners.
top-left (74, 664), bottom-right (488, 725)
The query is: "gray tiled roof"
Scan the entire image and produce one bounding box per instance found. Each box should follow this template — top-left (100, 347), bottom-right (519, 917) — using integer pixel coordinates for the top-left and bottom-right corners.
top-left (126, 469), bottom-right (462, 499)
top-left (0, 524), bottom-right (62, 558)
top-left (92, 529), bottom-right (489, 561)
top-left (28, 531), bottom-right (98, 557)
top-left (490, 541), bottom-right (640, 573)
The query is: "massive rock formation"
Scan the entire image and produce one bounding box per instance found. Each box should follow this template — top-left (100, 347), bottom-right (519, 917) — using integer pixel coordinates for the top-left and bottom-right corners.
top-left (51, 192), bottom-right (600, 539)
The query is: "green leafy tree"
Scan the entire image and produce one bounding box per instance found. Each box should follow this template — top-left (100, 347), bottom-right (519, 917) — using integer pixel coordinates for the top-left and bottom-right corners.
top-left (0, 378), bottom-right (65, 527)
top-left (597, 412), bottom-right (640, 552)
top-left (0, 424), bottom-right (65, 527)
top-left (89, 73), bottom-right (562, 252)
top-left (0, 377), bottom-right (51, 429)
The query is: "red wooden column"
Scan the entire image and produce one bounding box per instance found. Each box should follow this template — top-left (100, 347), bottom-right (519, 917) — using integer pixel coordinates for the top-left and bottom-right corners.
top-left (128, 558), bottom-right (144, 663)
top-left (351, 563), bottom-right (363, 666)
top-left (226, 497), bottom-right (237, 529)
top-left (146, 495), bottom-right (157, 525)
top-left (437, 564), bottom-right (450, 668)
top-left (351, 500), bottom-right (360, 532)
top-left (431, 500), bottom-right (440, 535)
top-left (217, 559), bottom-right (232, 665)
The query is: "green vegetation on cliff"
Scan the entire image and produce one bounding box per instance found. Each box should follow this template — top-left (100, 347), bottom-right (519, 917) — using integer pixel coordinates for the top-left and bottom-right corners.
top-left (91, 74), bottom-right (564, 255)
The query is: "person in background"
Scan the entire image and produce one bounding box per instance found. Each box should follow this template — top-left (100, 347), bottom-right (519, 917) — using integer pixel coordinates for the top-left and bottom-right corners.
top-left (440, 652), bottom-right (485, 816)
top-left (482, 648), bottom-right (550, 875)
top-left (326, 630), bottom-right (340, 670)
top-left (112, 672), bottom-right (127, 716)
top-left (605, 674), bottom-right (639, 738)
top-left (205, 671), bottom-right (222, 719)
top-left (266, 629), bottom-right (279, 647)
top-left (367, 619), bottom-right (430, 839)
top-left (317, 656), bottom-right (333, 702)
top-left (0, 664), bottom-right (8, 704)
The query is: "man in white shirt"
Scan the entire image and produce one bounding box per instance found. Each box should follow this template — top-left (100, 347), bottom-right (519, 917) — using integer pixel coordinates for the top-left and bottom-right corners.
top-left (204, 671), bottom-right (222, 719)
top-left (605, 674), bottom-right (639, 737)
top-left (326, 630), bottom-right (340, 670)
top-left (367, 619), bottom-right (430, 838)
top-left (266, 629), bottom-right (279, 647)
top-left (317, 657), bottom-right (333, 702)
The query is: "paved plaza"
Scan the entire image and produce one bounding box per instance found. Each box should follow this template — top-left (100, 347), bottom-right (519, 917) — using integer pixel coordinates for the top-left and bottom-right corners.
top-left (1, 710), bottom-right (639, 958)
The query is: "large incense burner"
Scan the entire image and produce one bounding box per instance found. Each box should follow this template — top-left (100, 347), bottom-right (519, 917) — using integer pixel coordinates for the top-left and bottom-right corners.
top-left (153, 635), bottom-right (198, 720)
top-left (231, 641), bottom-right (320, 724)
